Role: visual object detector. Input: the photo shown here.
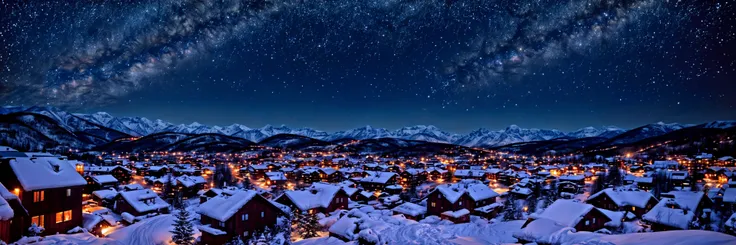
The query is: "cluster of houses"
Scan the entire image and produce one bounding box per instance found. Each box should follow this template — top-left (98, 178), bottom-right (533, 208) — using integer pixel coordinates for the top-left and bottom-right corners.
top-left (0, 147), bottom-right (176, 243)
top-left (3, 144), bottom-right (736, 244)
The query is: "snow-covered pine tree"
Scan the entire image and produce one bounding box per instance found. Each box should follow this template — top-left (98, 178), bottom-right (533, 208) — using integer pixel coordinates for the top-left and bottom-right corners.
top-left (591, 173), bottom-right (606, 195)
top-left (298, 211), bottom-right (320, 239)
top-left (527, 196), bottom-right (538, 214)
top-left (242, 175), bottom-right (253, 190)
top-left (543, 179), bottom-right (558, 208)
top-left (606, 164), bottom-right (623, 187)
top-left (503, 196), bottom-right (518, 221)
top-left (171, 205), bottom-right (195, 245)
top-left (275, 215), bottom-right (292, 243)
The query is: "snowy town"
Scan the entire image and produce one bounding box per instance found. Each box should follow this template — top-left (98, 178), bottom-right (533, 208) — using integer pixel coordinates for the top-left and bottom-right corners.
top-left (1, 145), bottom-right (736, 245)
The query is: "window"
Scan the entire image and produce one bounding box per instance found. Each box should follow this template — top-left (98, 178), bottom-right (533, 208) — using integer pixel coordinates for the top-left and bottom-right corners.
top-left (33, 191), bottom-right (44, 202)
top-left (66, 189), bottom-right (72, 197)
top-left (585, 220), bottom-right (590, 225)
top-left (431, 202), bottom-right (436, 208)
top-left (592, 218), bottom-right (596, 224)
top-left (459, 201), bottom-right (462, 205)
top-left (243, 214), bottom-right (249, 221)
top-left (219, 221), bottom-right (225, 227)
top-left (243, 231), bottom-right (249, 236)
top-left (32, 215), bottom-right (44, 227)
top-left (261, 212), bottom-right (264, 218)
top-left (56, 210), bottom-right (73, 223)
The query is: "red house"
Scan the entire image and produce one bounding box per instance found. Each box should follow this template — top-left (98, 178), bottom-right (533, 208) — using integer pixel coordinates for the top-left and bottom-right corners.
top-left (521, 200), bottom-right (611, 233)
top-left (0, 154), bottom-right (86, 237)
top-left (198, 190), bottom-right (287, 245)
top-left (1, 183), bottom-right (27, 243)
top-left (586, 188), bottom-right (658, 218)
top-left (276, 183), bottom-right (349, 214)
top-left (114, 189), bottom-right (170, 217)
top-left (426, 180), bottom-right (499, 222)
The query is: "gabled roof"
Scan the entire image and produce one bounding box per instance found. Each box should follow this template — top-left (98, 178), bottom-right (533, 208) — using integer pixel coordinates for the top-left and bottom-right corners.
top-left (118, 189), bottom-right (169, 214)
top-left (8, 156), bottom-right (87, 191)
top-left (532, 200), bottom-right (598, 228)
top-left (91, 175), bottom-right (119, 185)
top-left (642, 198), bottom-right (694, 229)
top-left (588, 188), bottom-right (656, 208)
top-left (198, 190), bottom-right (274, 222)
top-left (360, 171), bottom-right (396, 184)
top-left (279, 183), bottom-right (345, 211)
top-left (432, 180), bottom-right (499, 203)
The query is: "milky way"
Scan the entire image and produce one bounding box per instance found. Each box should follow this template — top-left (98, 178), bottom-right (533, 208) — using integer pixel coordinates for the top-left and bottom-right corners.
top-left (0, 0), bottom-right (727, 109)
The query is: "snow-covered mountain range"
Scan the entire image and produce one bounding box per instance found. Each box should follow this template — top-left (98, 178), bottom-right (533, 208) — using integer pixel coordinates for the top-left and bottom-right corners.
top-left (2, 106), bottom-right (729, 150)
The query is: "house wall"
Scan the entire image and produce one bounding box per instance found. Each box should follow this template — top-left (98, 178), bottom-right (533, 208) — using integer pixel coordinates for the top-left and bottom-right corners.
top-left (200, 195), bottom-right (281, 242)
top-left (573, 209), bottom-right (610, 232)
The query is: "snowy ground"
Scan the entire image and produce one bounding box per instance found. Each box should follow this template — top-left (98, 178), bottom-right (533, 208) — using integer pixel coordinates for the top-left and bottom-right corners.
top-left (296, 217), bottom-right (524, 245)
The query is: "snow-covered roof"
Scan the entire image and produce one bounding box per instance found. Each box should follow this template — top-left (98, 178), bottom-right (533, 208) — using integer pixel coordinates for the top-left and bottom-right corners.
top-left (453, 169), bottom-right (485, 178)
top-left (0, 146), bottom-right (18, 151)
top-left (723, 188), bottom-right (736, 203)
top-left (198, 190), bottom-right (258, 222)
top-left (660, 191), bottom-right (706, 211)
top-left (118, 189), bottom-right (169, 214)
top-left (0, 183), bottom-right (15, 221)
top-left (532, 200), bottom-right (595, 228)
top-left (588, 188), bottom-right (656, 208)
top-left (441, 208), bottom-right (469, 218)
top-left (474, 203), bottom-right (503, 213)
top-left (361, 171), bottom-right (396, 184)
top-left (559, 175), bottom-right (585, 181)
top-left (328, 216), bottom-right (359, 240)
top-left (92, 175), bottom-right (119, 184)
top-left (266, 172), bottom-right (287, 181)
top-left (280, 182), bottom-right (343, 211)
top-left (433, 180), bottom-right (499, 203)
top-left (515, 217), bottom-right (571, 242)
top-left (8, 156), bottom-right (87, 191)
top-left (198, 224), bottom-right (227, 235)
top-left (92, 189), bottom-right (118, 200)
top-left (725, 213), bottom-right (736, 228)
top-left (597, 208), bottom-right (624, 228)
top-left (643, 198), bottom-right (694, 229)
top-left (176, 175), bottom-right (206, 188)
top-left (392, 202), bottom-right (426, 217)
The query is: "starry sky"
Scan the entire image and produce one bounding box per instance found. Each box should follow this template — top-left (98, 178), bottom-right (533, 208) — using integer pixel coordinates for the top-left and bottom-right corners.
top-left (1, 0), bottom-right (734, 133)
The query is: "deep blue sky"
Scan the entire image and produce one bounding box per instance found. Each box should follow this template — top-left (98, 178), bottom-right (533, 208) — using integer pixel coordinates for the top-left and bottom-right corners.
top-left (1, 0), bottom-right (734, 133)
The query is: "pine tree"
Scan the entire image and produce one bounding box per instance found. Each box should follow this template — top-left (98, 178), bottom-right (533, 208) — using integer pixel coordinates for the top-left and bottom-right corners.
top-left (591, 173), bottom-right (606, 195)
top-left (297, 211), bottom-right (320, 239)
top-left (503, 197), bottom-right (518, 221)
top-left (543, 179), bottom-right (558, 208)
top-left (606, 164), bottom-right (623, 187)
top-left (215, 164), bottom-right (234, 189)
top-left (274, 216), bottom-right (292, 244)
top-left (171, 205), bottom-right (195, 245)
top-left (242, 175), bottom-right (253, 190)
top-left (527, 196), bottom-right (539, 214)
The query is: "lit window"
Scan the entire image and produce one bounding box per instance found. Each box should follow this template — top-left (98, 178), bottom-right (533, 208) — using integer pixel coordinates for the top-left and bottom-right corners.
top-left (33, 191), bottom-right (45, 202)
top-left (431, 202), bottom-right (436, 208)
top-left (32, 215), bottom-right (44, 227)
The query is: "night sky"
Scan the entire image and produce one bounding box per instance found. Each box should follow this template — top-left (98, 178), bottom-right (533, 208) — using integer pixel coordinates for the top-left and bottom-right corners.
top-left (1, 0), bottom-right (734, 133)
